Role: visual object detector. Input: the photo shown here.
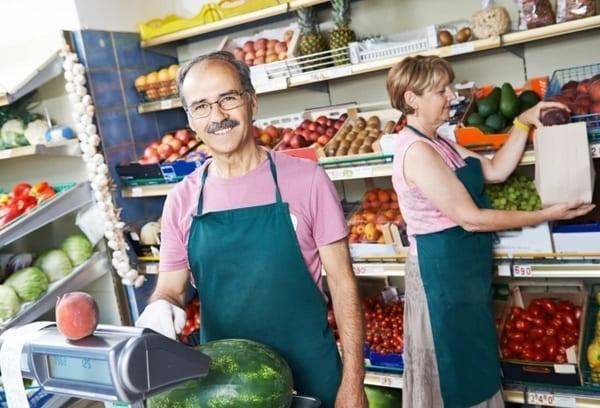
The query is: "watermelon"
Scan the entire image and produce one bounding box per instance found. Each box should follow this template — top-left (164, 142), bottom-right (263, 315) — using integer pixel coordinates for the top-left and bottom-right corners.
top-left (148, 339), bottom-right (294, 408)
top-left (365, 385), bottom-right (402, 408)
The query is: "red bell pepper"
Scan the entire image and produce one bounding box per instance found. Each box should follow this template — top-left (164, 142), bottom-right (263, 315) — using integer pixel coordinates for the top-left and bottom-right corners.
top-left (30, 181), bottom-right (55, 201)
top-left (0, 204), bottom-right (21, 228)
top-left (11, 183), bottom-right (31, 198)
top-left (14, 195), bottom-right (37, 214)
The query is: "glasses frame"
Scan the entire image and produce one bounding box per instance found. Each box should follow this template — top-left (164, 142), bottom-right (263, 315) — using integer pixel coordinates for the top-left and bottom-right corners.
top-left (185, 90), bottom-right (250, 119)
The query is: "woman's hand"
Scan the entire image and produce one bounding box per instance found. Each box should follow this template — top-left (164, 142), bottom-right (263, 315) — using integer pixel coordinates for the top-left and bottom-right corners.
top-left (541, 200), bottom-right (596, 221)
top-left (518, 101), bottom-right (570, 128)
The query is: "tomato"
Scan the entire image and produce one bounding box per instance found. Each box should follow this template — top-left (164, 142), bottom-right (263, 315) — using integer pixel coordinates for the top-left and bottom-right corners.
top-left (537, 298), bottom-right (556, 315)
top-left (558, 332), bottom-right (569, 346)
top-left (532, 317), bottom-right (545, 327)
top-left (511, 306), bottom-right (524, 317)
top-left (561, 311), bottom-right (577, 329)
top-left (528, 327), bottom-right (544, 340)
top-left (522, 339), bottom-right (534, 350)
top-left (564, 333), bottom-right (578, 347)
top-left (550, 318), bottom-right (563, 330)
top-left (506, 330), bottom-right (525, 341)
top-left (11, 183), bottom-right (31, 198)
top-left (555, 353), bottom-right (566, 363)
top-left (574, 306), bottom-right (582, 321)
top-left (545, 327), bottom-right (557, 337)
top-left (521, 349), bottom-right (535, 361)
top-left (528, 304), bottom-right (543, 318)
top-left (533, 350), bottom-right (546, 362)
top-left (557, 300), bottom-right (574, 312)
top-left (501, 346), bottom-right (513, 359)
top-left (521, 311), bottom-right (536, 323)
top-left (504, 321), bottom-right (515, 331)
top-left (545, 342), bottom-right (558, 360)
top-left (514, 319), bottom-right (531, 332)
top-left (534, 339), bottom-right (544, 349)
top-left (508, 340), bottom-right (524, 354)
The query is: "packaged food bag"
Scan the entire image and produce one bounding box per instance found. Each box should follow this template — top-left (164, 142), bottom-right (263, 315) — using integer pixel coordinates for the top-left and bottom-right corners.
top-left (518, 0), bottom-right (556, 29)
top-left (557, 0), bottom-right (596, 22)
top-left (534, 121), bottom-right (595, 206)
top-left (472, 0), bottom-right (511, 39)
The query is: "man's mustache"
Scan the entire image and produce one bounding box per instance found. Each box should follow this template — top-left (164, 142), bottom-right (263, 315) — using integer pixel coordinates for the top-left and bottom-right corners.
top-left (207, 119), bottom-right (240, 134)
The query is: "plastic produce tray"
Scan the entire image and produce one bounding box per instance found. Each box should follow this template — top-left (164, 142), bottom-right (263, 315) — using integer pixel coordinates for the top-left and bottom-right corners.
top-left (545, 63), bottom-right (600, 142)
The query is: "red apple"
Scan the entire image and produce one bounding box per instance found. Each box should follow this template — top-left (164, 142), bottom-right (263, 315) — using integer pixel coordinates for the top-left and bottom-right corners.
top-left (178, 146), bottom-right (188, 156)
top-left (161, 133), bottom-right (174, 144)
top-left (282, 131), bottom-right (293, 144)
top-left (325, 128), bottom-right (336, 137)
top-left (308, 131), bottom-right (319, 142)
top-left (187, 139), bottom-right (197, 147)
top-left (316, 115), bottom-right (328, 125)
top-left (158, 144), bottom-right (174, 159)
top-left (243, 41), bottom-right (255, 53)
top-left (168, 138), bottom-right (182, 151)
top-left (326, 119), bottom-right (333, 127)
top-left (333, 120), bottom-right (344, 130)
top-left (317, 135), bottom-right (329, 146)
top-left (307, 122), bottom-right (317, 131)
top-left (301, 129), bottom-right (311, 139)
top-left (315, 125), bottom-right (325, 134)
top-left (175, 129), bottom-right (191, 144)
top-left (290, 134), bottom-right (307, 149)
top-left (149, 141), bottom-right (160, 150)
top-left (339, 113), bottom-right (348, 121)
top-left (146, 152), bottom-right (160, 163)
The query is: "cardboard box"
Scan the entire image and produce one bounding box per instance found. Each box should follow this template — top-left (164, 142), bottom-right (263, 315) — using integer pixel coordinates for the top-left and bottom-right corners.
top-left (552, 223), bottom-right (600, 253)
top-left (494, 222), bottom-right (554, 254)
top-left (499, 281), bottom-right (588, 386)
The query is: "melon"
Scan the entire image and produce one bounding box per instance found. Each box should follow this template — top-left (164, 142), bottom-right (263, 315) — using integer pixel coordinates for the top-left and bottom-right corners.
top-left (148, 339), bottom-right (294, 408)
top-left (365, 384), bottom-right (402, 408)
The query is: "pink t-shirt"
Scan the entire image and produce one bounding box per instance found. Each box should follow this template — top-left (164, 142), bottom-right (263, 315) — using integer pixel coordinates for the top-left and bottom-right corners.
top-left (159, 151), bottom-right (348, 289)
top-left (392, 128), bottom-right (465, 254)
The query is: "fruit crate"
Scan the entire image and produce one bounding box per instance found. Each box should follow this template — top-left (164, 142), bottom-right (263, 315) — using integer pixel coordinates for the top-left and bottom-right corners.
top-left (498, 281), bottom-right (588, 387)
top-left (545, 63), bottom-right (600, 143)
top-left (348, 25), bottom-right (438, 64)
top-left (456, 77), bottom-right (547, 151)
top-left (134, 65), bottom-right (178, 103)
top-left (217, 23), bottom-right (301, 87)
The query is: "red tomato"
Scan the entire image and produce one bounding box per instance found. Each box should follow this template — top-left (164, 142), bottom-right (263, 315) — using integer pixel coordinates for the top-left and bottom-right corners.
top-left (564, 333), bottom-right (578, 347)
top-left (502, 336), bottom-right (508, 346)
top-left (534, 339), bottom-right (544, 349)
top-left (522, 339), bottom-right (534, 350)
top-left (528, 304), bottom-right (543, 318)
top-left (501, 346), bottom-right (513, 359)
top-left (515, 319), bottom-right (531, 332)
top-left (538, 298), bottom-right (556, 315)
top-left (555, 354), bottom-right (566, 363)
top-left (550, 318), bottom-right (563, 330)
top-left (521, 349), bottom-right (535, 361)
top-left (528, 327), bottom-right (544, 340)
top-left (508, 340), bottom-right (524, 354)
top-left (533, 350), bottom-right (546, 362)
top-left (504, 321), bottom-right (515, 331)
top-left (532, 317), bottom-right (545, 327)
top-left (545, 327), bottom-right (557, 337)
top-left (521, 311), bottom-right (535, 322)
top-left (558, 332), bottom-right (569, 346)
top-left (574, 306), bottom-right (582, 321)
top-left (506, 330), bottom-right (525, 341)
top-left (511, 307), bottom-right (524, 317)
top-left (557, 300), bottom-right (574, 312)
top-left (561, 311), bottom-right (577, 328)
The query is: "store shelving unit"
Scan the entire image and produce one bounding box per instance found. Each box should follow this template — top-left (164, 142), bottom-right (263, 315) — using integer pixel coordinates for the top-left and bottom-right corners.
top-left (0, 182), bottom-right (92, 247)
top-left (140, 0), bottom-right (330, 48)
top-left (0, 140), bottom-right (81, 161)
top-left (0, 252), bottom-right (110, 332)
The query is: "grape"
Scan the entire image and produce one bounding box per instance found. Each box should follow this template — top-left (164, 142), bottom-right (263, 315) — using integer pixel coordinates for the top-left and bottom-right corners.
top-left (485, 174), bottom-right (542, 211)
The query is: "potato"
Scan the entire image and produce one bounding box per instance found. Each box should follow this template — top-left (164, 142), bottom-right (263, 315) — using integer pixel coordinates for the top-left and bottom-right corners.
top-left (365, 136), bottom-right (377, 145)
top-left (348, 146), bottom-right (359, 155)
top-left (357, 130), bottom-right (369, 139)
top-left (366, 115), bottom-right (381, 129)
top-left (340, 140), bottom-right (351, 148)
top-left (354, 117), bottom-right (367, 130)
top-left (383, 120), bottom-right (396, 134)
top-left (455, 27), bottom-right (472, 43)
top-left (336, 147), bottom-right (348, 156)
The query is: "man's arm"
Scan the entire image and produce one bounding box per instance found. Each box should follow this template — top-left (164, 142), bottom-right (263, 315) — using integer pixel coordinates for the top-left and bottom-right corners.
top-left (149, 268), bottom-right (191, 307)
top-left (319, 238), bottom-right (367, 407)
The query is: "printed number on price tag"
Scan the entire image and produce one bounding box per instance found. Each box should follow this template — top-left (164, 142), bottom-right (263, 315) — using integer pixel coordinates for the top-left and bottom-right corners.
top-left (352, 265), bottom-right (385, 276)
top-left (527, 391), bottom-right (555, 406)
top-left (160, 100), bottom-right (173, 110)
top-left (513, 264), bottom-right (532, 277)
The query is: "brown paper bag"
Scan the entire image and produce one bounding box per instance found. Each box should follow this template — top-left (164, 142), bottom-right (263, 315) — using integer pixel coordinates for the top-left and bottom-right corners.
top-left (534, 121), bottom-right (595, 207)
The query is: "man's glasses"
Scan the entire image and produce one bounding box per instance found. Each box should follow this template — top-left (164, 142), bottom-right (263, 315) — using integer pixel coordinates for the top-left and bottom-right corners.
top-left (186, 90), bottom-right (249, 119)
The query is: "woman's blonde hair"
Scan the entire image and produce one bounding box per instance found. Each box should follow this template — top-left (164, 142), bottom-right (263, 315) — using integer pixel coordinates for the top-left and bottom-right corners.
top-left (386, 55), bottom-right (455, 114)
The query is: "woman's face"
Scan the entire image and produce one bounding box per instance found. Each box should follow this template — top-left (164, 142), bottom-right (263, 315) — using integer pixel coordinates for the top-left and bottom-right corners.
top-left (408, 75), bottom-right (456, 126)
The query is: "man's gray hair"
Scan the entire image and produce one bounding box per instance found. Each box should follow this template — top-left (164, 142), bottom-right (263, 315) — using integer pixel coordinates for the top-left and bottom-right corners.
top-left (176, 51), bottom-right (255, 108)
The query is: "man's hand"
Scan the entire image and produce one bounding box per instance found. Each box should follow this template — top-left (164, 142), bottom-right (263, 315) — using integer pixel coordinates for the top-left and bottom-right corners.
top-left (135, 299), bottom-right (187, 339)
top-left (335, 379), bottom-right (369, 408)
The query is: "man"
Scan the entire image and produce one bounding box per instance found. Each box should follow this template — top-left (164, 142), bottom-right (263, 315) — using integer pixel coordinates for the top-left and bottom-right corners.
top-left (135, 51), bottom-right (367, 408)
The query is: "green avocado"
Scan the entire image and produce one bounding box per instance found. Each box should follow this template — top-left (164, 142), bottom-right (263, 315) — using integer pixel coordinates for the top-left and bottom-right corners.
top-left (475, 124), bottom-right (496, 134)
top-left (477, 87), bottom-right (501, 118)
top-left (485, 113), bottom-right (507, 132)
top-left (500, 82), bottom-right (520, 120)
top-left (466, 112), bottom-right (484, 126)
top-left (518, 90), bottom-right (541, 112)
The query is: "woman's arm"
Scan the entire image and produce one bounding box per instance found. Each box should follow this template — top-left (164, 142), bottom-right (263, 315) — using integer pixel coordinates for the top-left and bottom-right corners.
top-left (404, 141), bottom-right (594, 232)
top-left (453, 101), bottom-right (569, 184)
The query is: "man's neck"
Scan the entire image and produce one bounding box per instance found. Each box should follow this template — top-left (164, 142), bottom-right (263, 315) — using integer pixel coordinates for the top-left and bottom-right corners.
top-left (210, 142), bottom-right (267, 178)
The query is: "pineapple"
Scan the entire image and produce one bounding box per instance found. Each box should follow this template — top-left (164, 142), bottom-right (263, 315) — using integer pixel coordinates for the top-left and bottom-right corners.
top-left (329, 0), bottom-right (356, 65)
top-left (297, 7), bottom-right (330, 71)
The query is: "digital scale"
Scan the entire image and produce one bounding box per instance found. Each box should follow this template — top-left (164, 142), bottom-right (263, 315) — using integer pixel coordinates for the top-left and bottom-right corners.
top-left (0, 323), bottom-right (211, 407)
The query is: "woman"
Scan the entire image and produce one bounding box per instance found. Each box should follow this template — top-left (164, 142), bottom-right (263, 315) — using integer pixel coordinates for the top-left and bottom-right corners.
top-left (387, 55), bottom-right (595, 408)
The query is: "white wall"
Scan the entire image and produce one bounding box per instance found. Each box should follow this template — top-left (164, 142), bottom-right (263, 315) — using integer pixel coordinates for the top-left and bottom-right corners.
top-left (74, 0), bottom-right (177, 32)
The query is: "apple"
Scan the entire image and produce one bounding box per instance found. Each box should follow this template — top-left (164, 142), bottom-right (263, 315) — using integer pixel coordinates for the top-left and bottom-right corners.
top-left (146, 152), bottom-right (160, 163)
top-left (265, 125), bottom-right (279, 138)
top-left (301, 119), bottom-right (312, 129)
top-left (233, 47), bottom-right (245, 61)
top-left (316, 116), bottom-right (328, 126)
top-left (290, 134), bottom-right (307, 149)
top-left (307, 122), bottom-right (317, 132)
top-left (307, 131), bottom-right (319, 142)
top-left (255, 38), bottom-right (268, 51)
top-left (326, 119), bottom-right (333, 127)
top-left (158, 144), bottom-right (174, 159)
top-left (339, 113), bottom-right (348, 121)
top-left (254, 56), bottom-right (265, 65)
top-left (161, 133), bottom-right (174, 144)
top-left (168, 138), bottom-right (182, 151)
top-left (301, 129), bottom-right (311, 139)
top-left (317, 135), bottom-right (329, 146)
top-left (333, 120), bottom-right (344, 130)
top-left (175, 129), bottom-right (191, 144)
top-left (315, 125), bottom-right (325, 134)
top-left (149, 141), bottom-right (160, 150)
top-left (325, 128), bottom-right (336, 137)
top-left (178, 146), bottom-right (188, 156)
top-left (282, 131), bottom-right (293, 144)
top-left (243, 41), bottom-right (255, 53)
top-left (187, 139), bottom-right (197, 147)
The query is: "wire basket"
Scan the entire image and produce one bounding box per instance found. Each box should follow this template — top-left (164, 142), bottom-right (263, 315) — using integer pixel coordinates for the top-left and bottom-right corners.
top-left (545, 63), bottom-right (600, 142)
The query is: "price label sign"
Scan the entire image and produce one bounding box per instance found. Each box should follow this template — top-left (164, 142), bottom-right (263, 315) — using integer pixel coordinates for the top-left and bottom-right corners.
top-left (159, 99), bottom-right (173, 110)
top-left (513, 264), bottom-right (532, 277)
top-left (326, 166), bottom-right (372, 181)
top-left (130, 187), bottom-right (143, 197)
top-left (352, 264), bottom-right (385, 276)
top-left (449, 42), bottom-right (475, 56)
top-left (379, 375), bottom-right (402, 388)
top-left (527, 391), bottom-right (555, 406)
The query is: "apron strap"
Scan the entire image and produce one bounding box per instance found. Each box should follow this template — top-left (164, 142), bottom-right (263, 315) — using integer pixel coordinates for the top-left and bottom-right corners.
top-left (406, 125), bottom-right (464, 169)
top-left (195, 151), bottom-right (282, 216)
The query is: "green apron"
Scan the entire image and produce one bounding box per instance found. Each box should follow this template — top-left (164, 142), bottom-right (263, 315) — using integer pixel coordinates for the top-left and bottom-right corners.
top-left (408, 126), bottom-right (502, 407)
top-left (187, 153), bottom-right (342, 407)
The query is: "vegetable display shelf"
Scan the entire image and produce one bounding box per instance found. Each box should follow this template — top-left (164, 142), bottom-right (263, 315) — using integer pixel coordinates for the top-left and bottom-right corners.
top-left (140, 0), bottom-right (329, 48)
top-left (504, 383), bottom-right (600, 407)
top-left (0, 252), bottom-right (109, 332)
top-left (0, 140), bottom-right (81, 161)
top-left (0, 182), bottom-right (92, 247)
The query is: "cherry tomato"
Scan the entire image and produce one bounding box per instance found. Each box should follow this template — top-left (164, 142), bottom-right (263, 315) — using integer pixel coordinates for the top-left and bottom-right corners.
top-left (521, 349), bottom-right (535, 361)
top-left (521, 311), bottom-right (536, 322)
top-left (511, 306), bottom-right (524, 317)
top-left (515, 319), bottom-right (531, 332)
top-left (564, 333), bottom-right (578, 347)
top-left (508, 340), bottom-right (524, 354)
top-left (534, 339), bottom-right (544, 349)
top-left (532, 317), bottom-right (545, 327)
top-left (522, 339), bottom-right (534, 350)
top-left (506, 330), bottom-right (525, 341)
top-left (533, 350), bottom-right (546, 362)
top-left (550, 318), bottom-right (563, 330)
top-left (557, 300), bottom-right (574, 312)
top-left (555, 353), bottom-right (566, 363)
top-left (538, 298), bottom-right (557, 315)
top-left (574, 306), bottom-right (582, 321)
top-left (528, 327), bottom-right (544, 340)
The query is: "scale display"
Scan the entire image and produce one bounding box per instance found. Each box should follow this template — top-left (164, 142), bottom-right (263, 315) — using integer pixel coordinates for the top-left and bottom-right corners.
top-left (47, 354), bottom-right (112, 386)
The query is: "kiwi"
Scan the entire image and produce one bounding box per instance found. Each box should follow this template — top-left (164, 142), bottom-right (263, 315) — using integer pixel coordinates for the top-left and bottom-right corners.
top-left (383, 120), bottom-right (396, 133)
top-left (366, 115), bottom-right (381, 129)
top-left (355, 117), bottom-right (367, 130)
top-left (336, 147), bottom-right (348, 156)
top-left (348, 146), bottom-right (359, 155)
top-left (340, 140), bottom-right (351, 148)
top-left (358, 145), bottom-right (372, 154)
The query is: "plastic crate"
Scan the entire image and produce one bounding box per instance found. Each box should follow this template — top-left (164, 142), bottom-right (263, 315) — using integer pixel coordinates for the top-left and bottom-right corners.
top-left (545, 63), bottom-right (600, 142)
top-left (364, 344), bottom-right (404, 371)
top-left (348, 25), bottom-right (438, 64)
top-left (581, 284), bottom-right (600, 388)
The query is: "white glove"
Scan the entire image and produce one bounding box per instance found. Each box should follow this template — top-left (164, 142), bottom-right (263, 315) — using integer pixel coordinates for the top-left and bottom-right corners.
top-left (135, 299), bottom-right (187, 340)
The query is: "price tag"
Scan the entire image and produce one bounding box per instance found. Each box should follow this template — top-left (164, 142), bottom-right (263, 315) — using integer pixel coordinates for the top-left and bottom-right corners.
top-left (590, 143), bottom-right (600, 159)
top-left (497, 262), bottom-right (511, 277)
top-left (326, 166), bottom-right (373, 181)
top-left (159, 99), bottom-right (173, 110)
top-left (308, 66), bottom-right (353, 82)
top-left (352, 264), bottom-right (385, 276)
top-left (145, 264), bottom-right (159, 274)
top-left (449, 42), bottom-right (475, 56)
top-left (351, 166), bottom-right (374, 179)
top-left (527, 391), bottom-right (555, 406)
top-left (130, 187), bottom-right (143, 197)
top-left (554, 396), bottom-right (577, 407)
top-left (513, 264), bottom-right (532, 277)
top-left (378, 374), bottom-right (402, 388)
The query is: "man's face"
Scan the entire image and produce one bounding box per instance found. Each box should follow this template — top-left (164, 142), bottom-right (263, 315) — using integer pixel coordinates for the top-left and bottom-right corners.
top-left (181, 60), bottom-right (257, 155)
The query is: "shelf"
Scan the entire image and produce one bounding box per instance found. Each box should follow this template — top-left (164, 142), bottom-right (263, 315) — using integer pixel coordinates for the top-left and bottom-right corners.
top-left (0, 182), bottom-right (92, 248)
top-left (323, 262), bottom-right (405, 278)
top-left (0, 140), bottom-right (81, 161)
top-left (137, 97), bottom-right (183, 113)
top-left (502, 15), bottom-right (600, 46)
top-left (364, 371), bottom-right (403, 389)
top-left (121, 183), bottom-right (175, 198)
top-left (140, 0), bottom-right (329, 48)
top-left (0, 252), bottom-right (110, 332)
top-left (504, 384), bottom-right (600, 407)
